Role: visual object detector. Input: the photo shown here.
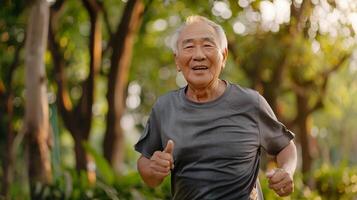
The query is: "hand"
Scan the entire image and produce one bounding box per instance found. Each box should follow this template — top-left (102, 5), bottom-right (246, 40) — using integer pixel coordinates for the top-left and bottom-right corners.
top-left (266, 168), bottom-right (294, 197)
top-left (149, 140), bottom-right (175, 180)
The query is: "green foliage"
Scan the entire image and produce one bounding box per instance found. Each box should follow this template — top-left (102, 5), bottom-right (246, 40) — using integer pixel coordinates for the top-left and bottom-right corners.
top-left (28, 167), bottom-right (171, 200)
top-left (83, 142), bottom-right (116, 185)
top-left (1, 0), bottom-right (357, 199)
top-left (260, 165), bottom-right (357, 200)
top-left (260, 172), bottom-right (322, 200)
top-left (314, 164), bottom-right (357, 200)
top-left (24, 141), bottom-right (171, 200)
top-left (25, 163), bottom-right (357, 200)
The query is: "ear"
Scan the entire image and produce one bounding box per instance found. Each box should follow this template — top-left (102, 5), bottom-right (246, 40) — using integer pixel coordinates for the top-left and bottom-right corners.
top-left (174, 53), bottom-right (181, 72)
top-left (221, 48), bottom-right (228, 68)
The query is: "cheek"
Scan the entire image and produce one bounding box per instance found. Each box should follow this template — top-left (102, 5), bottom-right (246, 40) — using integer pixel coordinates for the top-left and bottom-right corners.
top-left (211, 55), bottom-right (223, 68)
top-left (178, 55), bottom-right (191, 66)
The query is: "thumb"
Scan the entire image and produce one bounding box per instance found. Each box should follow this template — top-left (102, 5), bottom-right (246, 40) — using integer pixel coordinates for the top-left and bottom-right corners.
top-left (163, 140), bottom-right (174, 154)
top-left (266, 169), bottom-right (276, 178)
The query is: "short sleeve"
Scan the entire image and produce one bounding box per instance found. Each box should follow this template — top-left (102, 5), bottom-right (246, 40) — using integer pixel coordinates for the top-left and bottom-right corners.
top-left (134, 108), bottom-right (163, 159)
top-left (257, 94), bottom-right (294, 155)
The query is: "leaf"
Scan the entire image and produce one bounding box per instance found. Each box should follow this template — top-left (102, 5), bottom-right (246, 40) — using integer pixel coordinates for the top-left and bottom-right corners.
top-left (82, 141), bottom-right (116, 185)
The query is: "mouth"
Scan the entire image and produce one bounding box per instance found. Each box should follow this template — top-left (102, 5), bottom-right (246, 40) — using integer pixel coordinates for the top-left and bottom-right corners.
top-left (192, 65), bottom-right (208, 71)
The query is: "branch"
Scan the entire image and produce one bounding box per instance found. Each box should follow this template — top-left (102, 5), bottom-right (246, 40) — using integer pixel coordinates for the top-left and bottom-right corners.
top-left (323, 53), bottom-right (350, 76)
top-left (142, 0), bottom-right (154, 16)
top-left (48, 0), bottom-right (76, 133)
top-left (290, 80), bottom-right (306, 96)
top-left (82, 0), bottom-right (101, 15)
top-left (102, 0), bottom-right (152, 56)
top-left (49, 0), bottom-right (66, 29)
top-left (307, 53), bottom-right (350, 115)
top-left (289, 0), bottom-right (312, 35)
top-left (78, 0), bottom-right (102, 135)
top-left (97, 1), bottom-right (112, 36)
top-left (97, 1), bottom-right (113, 56)
top-left (51, 0), bottom-right (65, 11)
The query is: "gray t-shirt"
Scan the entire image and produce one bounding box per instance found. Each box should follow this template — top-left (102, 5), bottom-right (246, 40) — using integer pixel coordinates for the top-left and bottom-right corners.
top-left (135, 82), bottom-right (294, 200)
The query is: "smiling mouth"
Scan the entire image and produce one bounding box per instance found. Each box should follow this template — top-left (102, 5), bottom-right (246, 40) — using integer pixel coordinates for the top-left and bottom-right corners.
top-left (192, 66), bottom-right (208, 70)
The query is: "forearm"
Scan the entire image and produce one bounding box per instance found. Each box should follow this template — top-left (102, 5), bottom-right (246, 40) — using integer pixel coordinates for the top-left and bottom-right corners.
top-left (137, 156), bottom-right (164, 188)
top-left (276, 141), bottom-right (297, 176)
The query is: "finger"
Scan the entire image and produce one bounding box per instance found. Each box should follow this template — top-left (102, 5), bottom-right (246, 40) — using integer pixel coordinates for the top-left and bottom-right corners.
top-left (151, 151), bottom-right (164, 160)
top-left (284, 184), bottom-right (294, 195)
top-left (276, 188), bottom-right (285, 197)
top-left (277, 185), bottom-right (293, 197)
top-left (270, 176), bottom-right (293, 190)
top-left (266, 168), bottom-right (284, 179)
top-left (152, 170), bottom-right (170, 178)
top-left (151, 164), bottom-right (171, 174)
top-left (268, 170), bottom-right (288, 184)
top-left (271, 180), bottom-right (294, 197)
top-left (153, 150), bottom-right (172, 162)
top-left (163, 140), bottom-right (175, 154)
top-left (155, 153), bottom-right (174, 170)
top-left (152, 156), bottom-right (171, 168)
top-left (163, 140), bottom-right (175, 169)
top-left (156, 151), bottom-right (174, 164)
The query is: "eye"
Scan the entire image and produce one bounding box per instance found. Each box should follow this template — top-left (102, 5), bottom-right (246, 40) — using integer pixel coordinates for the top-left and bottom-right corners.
top-left (184, 45), bottom-right (194, 49)
top-left (203, 44), bottom-right (214, 48)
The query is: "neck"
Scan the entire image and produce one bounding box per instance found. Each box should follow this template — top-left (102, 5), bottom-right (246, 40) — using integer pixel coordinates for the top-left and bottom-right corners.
top-left (186, 79), bottom-right (226, 103)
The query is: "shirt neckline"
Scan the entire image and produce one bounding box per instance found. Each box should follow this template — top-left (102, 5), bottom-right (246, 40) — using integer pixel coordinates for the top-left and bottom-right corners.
top-left (179, 80), bottom-right (232, 108)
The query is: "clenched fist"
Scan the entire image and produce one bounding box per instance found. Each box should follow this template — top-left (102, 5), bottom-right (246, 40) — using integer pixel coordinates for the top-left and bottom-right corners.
top-left (266, 168), bottom-right (294, 197)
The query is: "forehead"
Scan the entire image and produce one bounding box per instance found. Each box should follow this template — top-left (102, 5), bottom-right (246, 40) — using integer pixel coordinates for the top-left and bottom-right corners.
top-left (178, 21), bottom-right (219, 44)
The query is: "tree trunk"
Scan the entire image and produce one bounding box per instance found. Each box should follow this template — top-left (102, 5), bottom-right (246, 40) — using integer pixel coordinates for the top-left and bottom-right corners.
top-left (103, 0), bottom-right (145, 173)
top-left (296, 95), bottom-right (313, 175)
top-left (0, 92), bottom-right (14, 200)
top-left (263, 84), bottom-right (281, 119)
top-left (24, 0), bottom-right (52, 195)
top-left (48, 0), bottom-right (101, 181)
top-left (0, 33), bottom-right (24, 200)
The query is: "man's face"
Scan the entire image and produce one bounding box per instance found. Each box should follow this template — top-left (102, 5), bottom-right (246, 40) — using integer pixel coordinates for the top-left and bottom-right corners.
top-left (175, 21), bottom-right (227, 89)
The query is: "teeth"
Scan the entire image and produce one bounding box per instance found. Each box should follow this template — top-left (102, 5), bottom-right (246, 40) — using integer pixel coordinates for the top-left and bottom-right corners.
top-left (192, 66), bottom-right (208, 70)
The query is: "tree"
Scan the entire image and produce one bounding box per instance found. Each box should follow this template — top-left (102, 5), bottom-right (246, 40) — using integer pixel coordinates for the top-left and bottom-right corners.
top-left (103, 0), bottom-right (146, 173)
top-left (0, 1), bottom-right (28, 197)
top-left (0, 24), bottom-right (25, 200)
top-left (227, 0), bottom-right (355, 177)
top-left (48, 0), bottom-right (101, 181)
top-left (47, 0), bottom-right (148, 175)
top-left (0, 36), bottom-right (24, 200)
top-left (119, 1), bottom-right (357, 185)
top-left (23, 0), bottom-right (52, 195)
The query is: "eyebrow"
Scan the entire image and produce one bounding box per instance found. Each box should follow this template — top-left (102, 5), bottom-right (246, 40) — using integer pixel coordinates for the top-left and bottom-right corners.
top-left (182, 37), bottom-right (217, 45)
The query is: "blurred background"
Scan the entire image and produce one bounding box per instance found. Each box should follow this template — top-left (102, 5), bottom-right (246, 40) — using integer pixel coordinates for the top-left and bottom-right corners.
top-left (1, 0), bottom-right (357, 199)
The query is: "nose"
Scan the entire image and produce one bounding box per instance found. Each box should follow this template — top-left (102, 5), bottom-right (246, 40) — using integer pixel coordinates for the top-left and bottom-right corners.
top-left (192, 46), bottom-right (206, 61)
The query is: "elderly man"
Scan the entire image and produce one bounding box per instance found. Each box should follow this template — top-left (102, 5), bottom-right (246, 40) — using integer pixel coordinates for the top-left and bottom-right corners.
top-left (135, 15), bottom-right (297, 200)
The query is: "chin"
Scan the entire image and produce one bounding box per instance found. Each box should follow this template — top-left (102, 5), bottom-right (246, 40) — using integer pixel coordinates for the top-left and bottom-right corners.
top-left (186, 78), bottom-right (213, 88)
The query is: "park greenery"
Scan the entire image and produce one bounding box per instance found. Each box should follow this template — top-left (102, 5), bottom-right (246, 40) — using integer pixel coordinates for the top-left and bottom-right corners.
top-left (1, 0), bottom-right (357, 199)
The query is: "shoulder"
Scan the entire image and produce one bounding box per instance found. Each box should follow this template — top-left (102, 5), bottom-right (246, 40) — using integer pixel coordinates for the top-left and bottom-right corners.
top-left (152, 88), bottom-right (182, 112)
top-left (228, 83), bottom-right (260, 106)
top-left (230, 83), bottom-right (258, 96)
top-left (230, 83), bottom-right (276, 119)
top-left (229, 84), bottom-right (273, 116)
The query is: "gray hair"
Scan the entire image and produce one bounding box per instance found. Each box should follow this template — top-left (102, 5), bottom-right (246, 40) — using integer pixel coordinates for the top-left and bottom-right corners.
top-left (170, 15), bottom-right (228, 54)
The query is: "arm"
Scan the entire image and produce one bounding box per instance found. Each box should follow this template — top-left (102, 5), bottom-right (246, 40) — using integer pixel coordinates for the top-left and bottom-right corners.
top-left (137, 140), bottom-right (174, 188)
top-left (266, 140), bottom-right (297, 196)
top-left (277, 140), bottom-right (297, 176)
